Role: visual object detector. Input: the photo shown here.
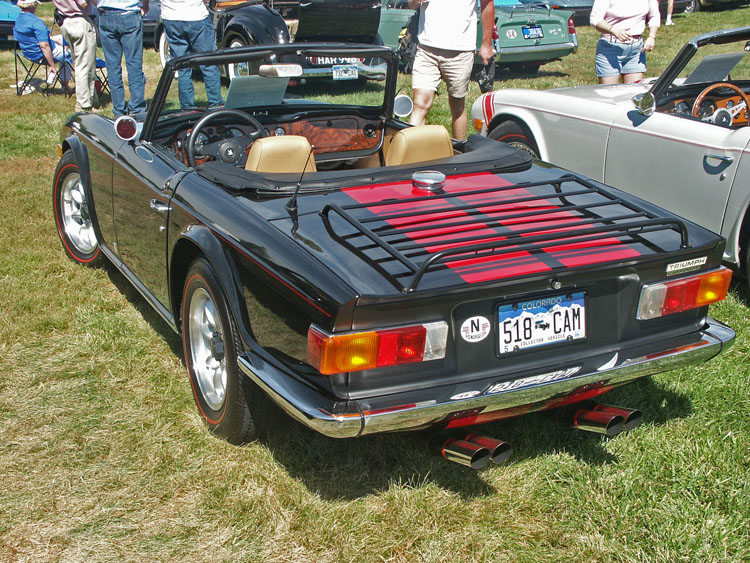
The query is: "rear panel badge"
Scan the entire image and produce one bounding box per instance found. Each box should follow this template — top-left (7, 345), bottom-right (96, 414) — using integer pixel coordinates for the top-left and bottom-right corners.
top-left (666, 256), bottom-right (707, 276)
top-left (460, 316), bottom-right (491, 343)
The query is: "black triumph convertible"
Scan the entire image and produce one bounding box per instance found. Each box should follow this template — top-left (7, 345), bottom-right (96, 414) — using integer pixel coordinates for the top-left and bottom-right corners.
top-left (54, 44), bottom-right (735, 469)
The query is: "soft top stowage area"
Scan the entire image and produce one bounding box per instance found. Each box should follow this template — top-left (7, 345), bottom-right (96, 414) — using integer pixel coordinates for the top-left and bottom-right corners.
top-left (197, 134), bottom-right (533, 195)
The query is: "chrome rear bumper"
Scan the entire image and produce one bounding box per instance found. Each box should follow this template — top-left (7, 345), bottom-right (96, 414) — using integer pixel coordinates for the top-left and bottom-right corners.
top-left (238, 318), bottom-right (734, 439)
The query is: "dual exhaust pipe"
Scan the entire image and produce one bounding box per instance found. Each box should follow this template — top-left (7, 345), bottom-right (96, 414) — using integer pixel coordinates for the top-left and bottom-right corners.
top-left (435, 434), bottom-right (512, 470)
top-left (434, 403), bottom-right (640, 469)
top-left (568, 403), bottom-right (642, 437)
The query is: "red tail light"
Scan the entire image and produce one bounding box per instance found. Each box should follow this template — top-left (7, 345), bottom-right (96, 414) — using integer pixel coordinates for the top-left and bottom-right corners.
top-left (492, 24), bottom-right (499, 40)
top-left (636, 267), bottom-right (732, 320)
top-left (568, 16), bottom-right (576, 36)
top-left (307, 322), bottom-right (448, 375)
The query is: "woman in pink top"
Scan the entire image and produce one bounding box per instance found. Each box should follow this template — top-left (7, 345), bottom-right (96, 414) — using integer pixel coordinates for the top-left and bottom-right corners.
top-left (590, 0), bottom-right (661, 84)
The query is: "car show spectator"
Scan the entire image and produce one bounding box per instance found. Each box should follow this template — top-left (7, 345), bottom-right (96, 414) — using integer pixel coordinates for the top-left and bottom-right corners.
top-left (590, 0), bottom-right (660, 85)
top-left (160, 0), bottom-right (223, 109)
top-left (13, 0), bottom-right (71, 87)
top-left (52, 0), bottom-right (99, 111)
top-left (97, 0), bottom-right (148, 117)
top-left (407, 0), bottom-right (494, 139)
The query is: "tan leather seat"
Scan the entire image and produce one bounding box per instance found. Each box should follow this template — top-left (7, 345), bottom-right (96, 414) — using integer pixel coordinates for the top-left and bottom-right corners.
top-left (384, 124), bottom-right (453, 167)
top-left (245, 135), bottom-right (317, 174)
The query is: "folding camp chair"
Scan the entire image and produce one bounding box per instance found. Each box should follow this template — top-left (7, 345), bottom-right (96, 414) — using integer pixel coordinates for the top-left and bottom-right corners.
top-left (95, 52), bottom-right (109, 97)
top-left (14, 49), bottom-right (73, 97)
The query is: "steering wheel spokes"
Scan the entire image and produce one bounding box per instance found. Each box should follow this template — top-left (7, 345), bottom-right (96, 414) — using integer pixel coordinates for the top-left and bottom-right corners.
top-left (692, 82), bottom-right (750, 127)
top-left (186, 108), bottom-right (269, 168)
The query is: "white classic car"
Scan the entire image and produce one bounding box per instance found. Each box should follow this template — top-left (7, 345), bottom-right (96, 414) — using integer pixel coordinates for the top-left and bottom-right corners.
top-left (471, 27), bottom-right (750, 280)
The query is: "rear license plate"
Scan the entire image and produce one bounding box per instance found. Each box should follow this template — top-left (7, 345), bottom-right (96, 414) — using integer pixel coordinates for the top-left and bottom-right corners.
top-left (498, 292), bottom-right (585, 354)
top-left (522, 25), bottom-right (544, 39)
top-left (332, 64), bottom-right (358, 81)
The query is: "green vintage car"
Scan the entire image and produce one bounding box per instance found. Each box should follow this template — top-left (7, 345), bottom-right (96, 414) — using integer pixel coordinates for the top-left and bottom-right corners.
top-left (380, 0), bottom-right (577, 92)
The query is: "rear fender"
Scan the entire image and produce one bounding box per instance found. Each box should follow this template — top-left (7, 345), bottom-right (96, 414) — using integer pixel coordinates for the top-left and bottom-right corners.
top-left (170, 226), bottom-right (252, 346)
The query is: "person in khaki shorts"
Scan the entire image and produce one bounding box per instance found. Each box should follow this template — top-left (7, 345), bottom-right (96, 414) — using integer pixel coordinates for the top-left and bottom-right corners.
top-left (52, 0), bottom-right (99, 112)
top-left (408, 0), bottom-right (494, 139)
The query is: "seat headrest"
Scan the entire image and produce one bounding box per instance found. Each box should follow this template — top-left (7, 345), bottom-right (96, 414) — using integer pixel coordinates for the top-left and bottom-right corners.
top-left (245, 135), bottom-right (317, 174)
top-left (385, 124), bottom-right (454, 167)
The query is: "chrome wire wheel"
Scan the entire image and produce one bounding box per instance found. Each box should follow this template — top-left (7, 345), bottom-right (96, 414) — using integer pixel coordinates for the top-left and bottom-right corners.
top-left (188, 287), bottom-right (227, 412)
top-left (60, 172), bottom-right (97, 256)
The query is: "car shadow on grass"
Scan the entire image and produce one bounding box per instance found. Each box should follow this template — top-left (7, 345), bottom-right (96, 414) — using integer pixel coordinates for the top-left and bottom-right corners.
top-left (259, 377), bottom-right (691, 501)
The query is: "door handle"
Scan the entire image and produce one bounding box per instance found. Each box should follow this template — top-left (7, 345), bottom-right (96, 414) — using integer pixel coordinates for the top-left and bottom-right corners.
top-left (150, 199), bottom-right (171, 213)
top-left (704, 153), bottom-right (734, 164)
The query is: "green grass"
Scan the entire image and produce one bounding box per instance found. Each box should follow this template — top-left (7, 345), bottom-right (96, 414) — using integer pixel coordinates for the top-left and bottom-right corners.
top-left (1, 5), bottom-right (750, 561)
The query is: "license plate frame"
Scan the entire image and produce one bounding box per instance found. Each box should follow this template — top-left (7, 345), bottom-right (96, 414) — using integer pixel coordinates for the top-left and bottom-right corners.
top-left (498, 291), bottom-right (586, 355)
top-left (522, 25), bottom-right (544, 40)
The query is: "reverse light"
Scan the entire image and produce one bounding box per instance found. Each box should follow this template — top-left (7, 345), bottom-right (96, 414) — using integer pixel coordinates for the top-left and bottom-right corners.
top-left (636, 267), bottom-right (732, 320)
top-left (307, 322), bottom-right (448, 375)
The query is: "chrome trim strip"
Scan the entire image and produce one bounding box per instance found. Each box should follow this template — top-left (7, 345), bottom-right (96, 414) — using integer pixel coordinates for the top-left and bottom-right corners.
top-left (238, 318), bottom-right (733, 439)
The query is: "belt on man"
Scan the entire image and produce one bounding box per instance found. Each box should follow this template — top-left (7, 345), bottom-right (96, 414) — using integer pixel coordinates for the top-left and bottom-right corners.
top-left (602, 34), bottom-right (642, 44)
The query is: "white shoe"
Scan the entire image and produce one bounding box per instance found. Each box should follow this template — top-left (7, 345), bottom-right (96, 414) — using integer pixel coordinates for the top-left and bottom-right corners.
top-left (665, 20), bottom-right (674, 25)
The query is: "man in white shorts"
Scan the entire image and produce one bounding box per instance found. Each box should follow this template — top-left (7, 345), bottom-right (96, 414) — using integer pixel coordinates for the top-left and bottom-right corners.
top-left (408, 0), bottom-right (494, 139)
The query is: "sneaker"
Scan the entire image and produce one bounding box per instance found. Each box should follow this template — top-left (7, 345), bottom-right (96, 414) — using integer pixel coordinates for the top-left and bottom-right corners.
top-left (665, 20), bottom-right (674, 25)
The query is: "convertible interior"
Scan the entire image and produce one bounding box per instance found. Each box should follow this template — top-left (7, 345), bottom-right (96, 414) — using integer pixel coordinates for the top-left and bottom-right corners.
top-left (655, 51), bottom-right (750, 128)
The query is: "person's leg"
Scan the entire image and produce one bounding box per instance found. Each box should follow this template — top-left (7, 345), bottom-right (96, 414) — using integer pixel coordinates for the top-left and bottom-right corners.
top-left (410, 89), bottom-right (435, 126)
top-left (98, 11), bottom-right (126, 116)
top-left (448, 95), bottom-right (467, 139)
top-left (666, 0), bottom-right (674, 24)
top-left (440, 50), bottom-right (473, 139)
top-left (119, 11), bottom-right (146, 115)
top-left (595, 39), bottom-right (622, 85)
top-left (410, 45), bottom-right (441, 127)
top-left (79, 18), bottom-right (98, 108)
top-left (192, 16), bottom-right (223, 106)
top-left (62, 19), bottom-right (88, 110)
top-left (621, 44), bottom-right (646, 84)
top-left (163, 19), bottom-right (194, 109)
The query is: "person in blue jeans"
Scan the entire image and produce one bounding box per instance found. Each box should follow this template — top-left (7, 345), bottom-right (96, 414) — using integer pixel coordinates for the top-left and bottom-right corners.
top-left (98, 0), bottom-right (148, 117)
top-left (161, 0), bottom-right (223, 109)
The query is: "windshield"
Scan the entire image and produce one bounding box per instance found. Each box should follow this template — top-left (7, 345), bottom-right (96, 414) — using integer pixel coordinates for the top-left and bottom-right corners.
top-left (155, 46), bottom-right (391, 123)
top-left (681, 44), bottom-right (750, 85)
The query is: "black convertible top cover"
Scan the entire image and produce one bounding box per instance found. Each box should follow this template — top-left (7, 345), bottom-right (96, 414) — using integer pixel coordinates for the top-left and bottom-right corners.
top-left (197, 134), bottom-right (534, 195)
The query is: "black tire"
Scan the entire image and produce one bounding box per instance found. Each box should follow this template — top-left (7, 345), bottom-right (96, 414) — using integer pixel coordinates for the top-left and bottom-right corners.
top-left (182, 257), bottom-right (257, 444)
top-left (488, 121), bottom-right (540, 159)
top-left (53, 150), bottom-right (103, 266)
top-left (158, 30), bottom-right (170, 69)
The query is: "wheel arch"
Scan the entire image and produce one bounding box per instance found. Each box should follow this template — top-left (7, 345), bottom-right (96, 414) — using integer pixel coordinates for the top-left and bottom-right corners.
top-left (732, 200), bottom-right (750, 280)
top-left (170, 227), bottom-right (253, 347)
top-left (486, 112), bottom-right (547, 160)
top-left (58, 135), bottom-right (106, 249)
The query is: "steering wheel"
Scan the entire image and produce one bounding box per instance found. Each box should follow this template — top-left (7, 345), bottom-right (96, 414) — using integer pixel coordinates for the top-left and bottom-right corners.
top-left (186, 108), bottom-right (268, 169)
top-left (691, 82), bottom-right (750, 127)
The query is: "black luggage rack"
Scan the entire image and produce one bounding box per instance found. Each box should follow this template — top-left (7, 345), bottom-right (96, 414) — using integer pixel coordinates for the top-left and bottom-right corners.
top-left (322, 174), bottom-right (690, 293)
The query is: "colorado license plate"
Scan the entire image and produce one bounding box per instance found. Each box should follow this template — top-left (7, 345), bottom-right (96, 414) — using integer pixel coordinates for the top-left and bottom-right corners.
top-left (498, 292), bottom-right (585, 354)
top-left (332, 64), bottom-right (358, 80)
top-left (522, 25), bottom-right (544, 39)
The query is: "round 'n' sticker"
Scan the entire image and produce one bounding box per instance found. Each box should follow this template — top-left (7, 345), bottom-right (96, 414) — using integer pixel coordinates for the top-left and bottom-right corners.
top-left (460, 316), bottom-right (491, 343)
top-left (506, 29), bottom-right (517, 39)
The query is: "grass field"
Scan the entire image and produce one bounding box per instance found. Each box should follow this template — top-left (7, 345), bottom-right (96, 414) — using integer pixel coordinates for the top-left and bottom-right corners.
top-left (1, 5), bottom-right (749, 561)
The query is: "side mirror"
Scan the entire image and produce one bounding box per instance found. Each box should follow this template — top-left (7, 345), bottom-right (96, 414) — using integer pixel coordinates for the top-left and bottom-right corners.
top-left (393, 94), bottom-right (414, 118)
top-left (632, 92), bottom-right (655, 117)
top-left (114, 115), bottom-right (140, 142)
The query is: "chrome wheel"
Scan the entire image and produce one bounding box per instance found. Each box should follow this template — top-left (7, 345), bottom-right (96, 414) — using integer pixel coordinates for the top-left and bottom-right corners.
top-left (60, 172), bottom-right (97, 255)
top-left (188, 287), bottom-right (227, 411)
top-left (227, 38), bottom-right (252, 80)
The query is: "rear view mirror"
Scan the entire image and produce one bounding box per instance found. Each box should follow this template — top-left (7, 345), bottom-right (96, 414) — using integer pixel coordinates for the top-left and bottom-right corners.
top-left (632, 92), bottom-right (655, 117)
top-left (394, 94), bottom-right (414, 118)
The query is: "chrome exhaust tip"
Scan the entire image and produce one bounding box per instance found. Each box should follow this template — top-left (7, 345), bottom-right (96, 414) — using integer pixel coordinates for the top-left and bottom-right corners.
top-left (440, 438), bottom-right (491, 470)
top-left (465, 434), bottom-right (512, 465)
top-left (591, 404), bottom-right (643, 432)
top-left (571, 407), bottom-right (625, 437)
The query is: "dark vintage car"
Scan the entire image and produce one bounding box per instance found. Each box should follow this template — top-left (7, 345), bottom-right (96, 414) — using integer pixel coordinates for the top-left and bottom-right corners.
top-left (0, 0), bottom-right (20, 48)
top-left (53, 43), bottom-right (735, 469)
top-left (146, 0), bottom-right (382, 80)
